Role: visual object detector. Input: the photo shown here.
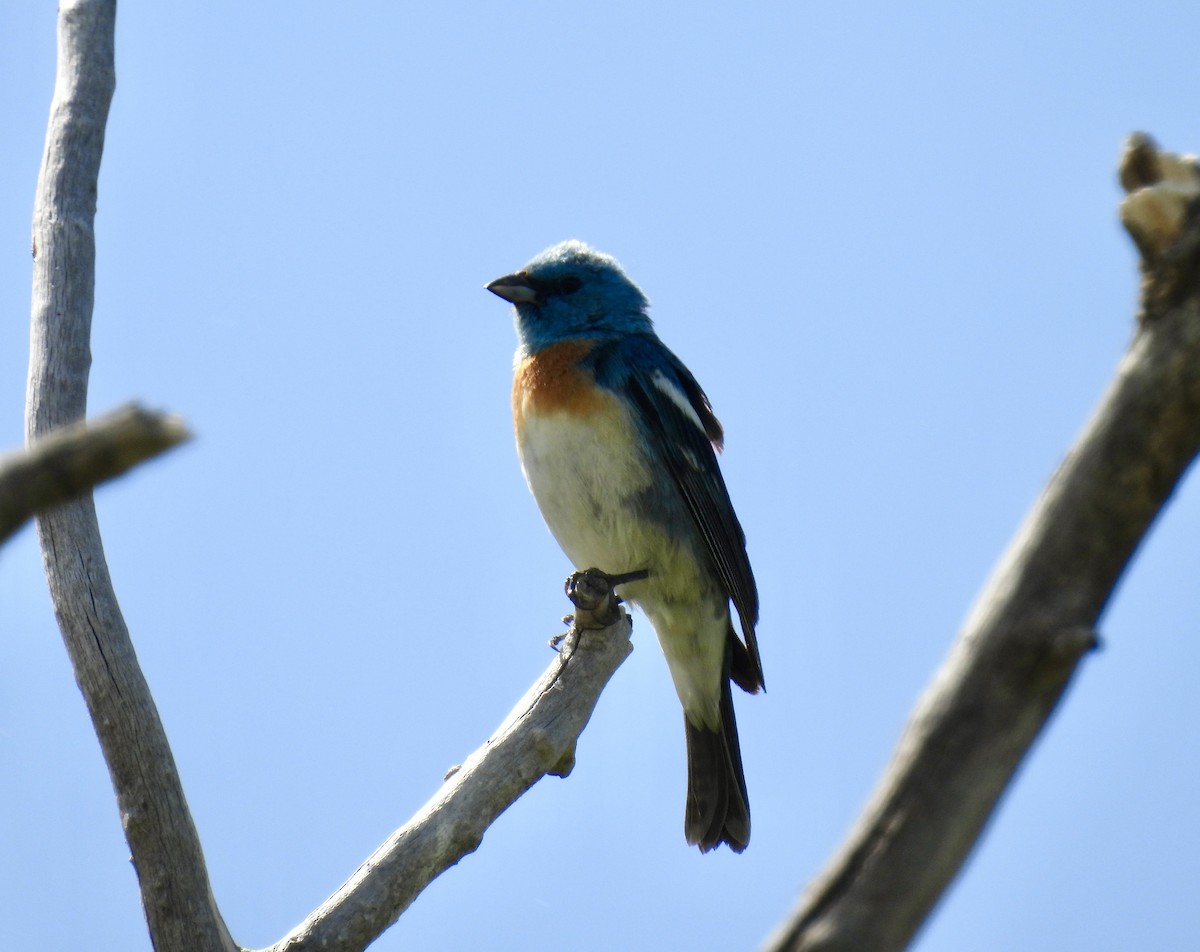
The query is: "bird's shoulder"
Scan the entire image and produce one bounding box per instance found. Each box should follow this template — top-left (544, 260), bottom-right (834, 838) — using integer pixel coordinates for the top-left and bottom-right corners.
top-left (591, 335), bottom-right (725, 450)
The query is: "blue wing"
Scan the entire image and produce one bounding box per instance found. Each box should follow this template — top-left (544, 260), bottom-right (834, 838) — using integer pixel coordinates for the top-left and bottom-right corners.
top-left (590, 335), bottom-right (763, 692)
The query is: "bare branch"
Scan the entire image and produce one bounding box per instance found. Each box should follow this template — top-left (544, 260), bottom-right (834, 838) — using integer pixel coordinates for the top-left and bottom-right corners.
top-left (20, 512), bottom-right (627, 949)
top-left (266, 581), bottom-right (632, 952)
top-left (32, 4), bottom-right (1193, 948)
top-left (763, 133), bottom-right (1200, 952)
top-left (0, 404), bottom-right (189, 546)
top-left (26, 2), bottom-right (235, 950)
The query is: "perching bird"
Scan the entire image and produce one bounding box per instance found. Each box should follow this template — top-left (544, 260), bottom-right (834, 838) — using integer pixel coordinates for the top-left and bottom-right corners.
top-left (487, 241), bottom-right (763, 853)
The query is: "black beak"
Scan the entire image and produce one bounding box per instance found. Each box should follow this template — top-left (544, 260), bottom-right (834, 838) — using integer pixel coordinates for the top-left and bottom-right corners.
top-left (486, 271), bottom-right (539, 304)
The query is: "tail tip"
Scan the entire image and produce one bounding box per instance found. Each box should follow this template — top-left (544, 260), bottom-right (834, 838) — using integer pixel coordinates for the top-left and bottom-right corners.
top-left (687, 822), bottom-right (749, 854)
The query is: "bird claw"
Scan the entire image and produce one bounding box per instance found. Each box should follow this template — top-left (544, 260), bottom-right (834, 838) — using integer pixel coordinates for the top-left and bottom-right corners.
top-left (563, 567), bottom-right (646, 629)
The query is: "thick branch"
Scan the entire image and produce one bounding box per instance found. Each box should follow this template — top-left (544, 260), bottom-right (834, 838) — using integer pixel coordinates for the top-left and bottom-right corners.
top-left (0, 404), bottom-right (189, 546)
top-left (26, 3), bottom-right (235, 950)
top-left (763, 135), bottom-right (1200, 952)
top-left (267, 591), bottom-right (633, 952)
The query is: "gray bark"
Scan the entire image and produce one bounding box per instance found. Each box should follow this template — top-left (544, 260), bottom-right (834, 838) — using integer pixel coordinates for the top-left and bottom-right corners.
top-left (26, 2), bottom-right (237, 950)
top-left (1, 404), bottom-right (188, 546)
top-left (23, 2), bottom-right (1200, 949)
top-left (267, 610), bottom-right (632, 952)
top-left (762, 134), bottom-right (1200, 952)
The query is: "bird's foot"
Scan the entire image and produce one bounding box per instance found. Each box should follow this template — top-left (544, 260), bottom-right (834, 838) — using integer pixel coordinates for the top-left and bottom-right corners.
top-left (562, 567), bottom-right (649, 630)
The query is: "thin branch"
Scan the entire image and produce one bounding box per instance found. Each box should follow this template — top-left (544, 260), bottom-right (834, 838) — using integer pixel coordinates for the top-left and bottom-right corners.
top-left (25, 2), bottom-right (236, 950)
top-left (0, 404), bottom-right (189, 546)
top-left (762, 134), bottom-right (1200, 952)
top-left (268, 590), bottom-right (633, 952)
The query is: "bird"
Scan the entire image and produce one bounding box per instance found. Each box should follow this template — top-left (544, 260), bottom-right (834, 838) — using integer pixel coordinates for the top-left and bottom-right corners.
top-left (486, 240), bottom-right (763, 853)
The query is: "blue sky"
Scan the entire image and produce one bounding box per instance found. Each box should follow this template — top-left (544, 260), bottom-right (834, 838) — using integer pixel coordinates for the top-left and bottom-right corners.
top-left (3, 3), bottom-right (1199, 950)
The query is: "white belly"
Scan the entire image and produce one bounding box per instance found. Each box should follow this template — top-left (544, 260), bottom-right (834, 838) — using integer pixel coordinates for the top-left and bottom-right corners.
top-left (516, 402), bottom-right (654, 574)
top-left (516, 401), bottom-right (729, 726)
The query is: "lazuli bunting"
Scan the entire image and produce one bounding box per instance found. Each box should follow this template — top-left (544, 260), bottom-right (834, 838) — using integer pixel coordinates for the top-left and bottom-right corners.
top-left (487, 241), bottom-right (762, 853)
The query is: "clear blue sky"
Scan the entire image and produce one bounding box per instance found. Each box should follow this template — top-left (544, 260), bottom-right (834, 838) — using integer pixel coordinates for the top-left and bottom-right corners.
top-left (3, 3), bottom-right (1199, 950)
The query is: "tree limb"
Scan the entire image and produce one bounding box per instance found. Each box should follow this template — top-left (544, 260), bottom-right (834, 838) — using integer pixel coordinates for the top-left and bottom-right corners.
top-left (30, 3), bottom-right (1199, 947)
top-left (0, 404), bottom-right (189, 546)
top-left (26, 3), bottom-right (236, 950)
top-left (267, 594), bottom-right (632, 952)
top-left (762, 134), bottom-right (1200, 952)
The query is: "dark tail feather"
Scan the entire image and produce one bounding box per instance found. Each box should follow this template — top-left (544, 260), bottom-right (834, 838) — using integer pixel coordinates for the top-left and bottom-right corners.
top-left (683, 674), bottom-right (750, 853)
top-left (729, 632), bottom-right (764, 694)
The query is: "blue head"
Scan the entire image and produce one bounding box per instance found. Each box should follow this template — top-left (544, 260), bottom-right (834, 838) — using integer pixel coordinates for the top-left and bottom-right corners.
top-left (487, 240), bottom-right (654, 354)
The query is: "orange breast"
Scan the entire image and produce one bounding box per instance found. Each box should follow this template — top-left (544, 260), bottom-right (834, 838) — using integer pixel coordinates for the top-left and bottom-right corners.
top-left (512, 338), bottom-right (607, 424)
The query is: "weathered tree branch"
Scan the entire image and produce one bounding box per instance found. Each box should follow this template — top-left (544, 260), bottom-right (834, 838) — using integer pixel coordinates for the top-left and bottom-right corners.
top-left (762, 134), bottom-right (1200, 952)
top-left (0, 404), bottom-right (189, 546)
top-left (27, 3), bottom-right (1200, 948)
top-left (26, 2), bottom-right (236, 950)
top-left (267, 594), bottom-right (632, 952)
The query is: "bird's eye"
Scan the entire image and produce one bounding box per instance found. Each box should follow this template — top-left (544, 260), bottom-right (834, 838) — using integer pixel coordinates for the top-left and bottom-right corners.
top-left (559, 276), bottom-right (583, 295)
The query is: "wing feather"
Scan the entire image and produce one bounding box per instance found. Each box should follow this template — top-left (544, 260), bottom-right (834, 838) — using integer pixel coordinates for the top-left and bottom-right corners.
top-left (607, 339), bottom-right (763, 690)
